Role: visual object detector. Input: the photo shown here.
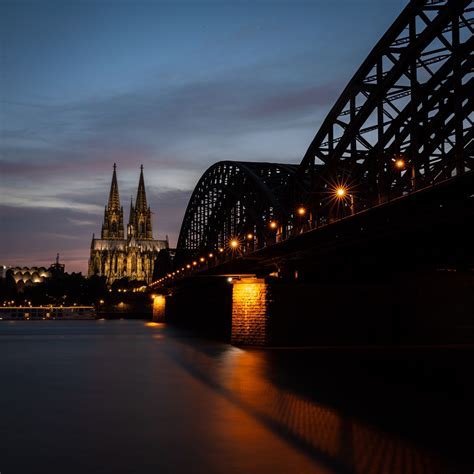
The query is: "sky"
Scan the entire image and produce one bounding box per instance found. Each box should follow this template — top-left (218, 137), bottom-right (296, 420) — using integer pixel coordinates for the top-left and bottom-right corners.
top-left (0, 0), bottom-right (407, 274)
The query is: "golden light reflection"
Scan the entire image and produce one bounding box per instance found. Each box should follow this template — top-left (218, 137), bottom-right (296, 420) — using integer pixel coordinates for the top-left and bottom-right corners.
top-left (145, 321), bottom-right (162, 327)
top-left (168, 342), bottom-right (454, 474)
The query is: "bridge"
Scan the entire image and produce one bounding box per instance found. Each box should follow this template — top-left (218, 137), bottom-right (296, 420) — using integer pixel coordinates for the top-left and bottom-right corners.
top-left (150, 0), bottom-right (474, 346)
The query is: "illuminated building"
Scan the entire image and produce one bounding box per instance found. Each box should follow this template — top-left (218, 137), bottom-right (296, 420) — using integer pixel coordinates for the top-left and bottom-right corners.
top-left (4, 254), bottom-right (66, 291)
top-left (88, 164), bottom-right (168, 284)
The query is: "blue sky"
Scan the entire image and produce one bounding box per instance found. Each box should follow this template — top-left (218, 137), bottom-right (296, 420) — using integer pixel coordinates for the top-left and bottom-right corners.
top-left (0, 0), bottom-right (407, 273)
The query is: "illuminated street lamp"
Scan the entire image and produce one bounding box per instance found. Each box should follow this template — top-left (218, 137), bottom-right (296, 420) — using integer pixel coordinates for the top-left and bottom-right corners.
top-left (297, 206), bottom-right (306, 216)
top-left (334, 185), bottom-right (355, 215)
top-left (199, 257), bottom-right (205, 263)
top-left (395, 158), bottom-right (405, 170)
top-left (208, 252), bottom-right (214, 258)
top-left (186, 264), bottom-right (191, 269)
top-left (269, 220), bottom-right (278, 230)
top-left (246, 233), bottom-right (254, 240)
top-left (230, 239), bottom-right (239, 249)
top-left (192, 261), bottom-right (197, 266)
top-left (218, 247), bottom-right (224, 253)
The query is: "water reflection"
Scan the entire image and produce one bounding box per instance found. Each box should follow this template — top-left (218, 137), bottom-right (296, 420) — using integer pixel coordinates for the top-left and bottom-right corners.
top-left (163, 338), bottom-right (461, 474)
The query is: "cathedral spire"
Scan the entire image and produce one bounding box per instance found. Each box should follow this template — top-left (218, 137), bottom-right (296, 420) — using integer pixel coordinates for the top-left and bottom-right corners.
top-left (101, 163), bottom-right (124, 240)
top-left (133, 165), bottom-right (153, 240)
top-left (108, 163), bottom-right (121, 210)
top-left (135, 164), bottom-right (148, 212)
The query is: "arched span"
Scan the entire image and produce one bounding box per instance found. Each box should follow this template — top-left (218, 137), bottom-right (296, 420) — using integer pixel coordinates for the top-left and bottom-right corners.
top-left (295, 0), bottom-right (473, 219)
top-left (176, 161), bottom-right (298, 255)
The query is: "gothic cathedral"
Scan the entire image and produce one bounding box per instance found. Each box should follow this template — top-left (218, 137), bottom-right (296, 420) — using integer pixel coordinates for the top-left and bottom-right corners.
top-left (88, 164), bottom-right (168, 284)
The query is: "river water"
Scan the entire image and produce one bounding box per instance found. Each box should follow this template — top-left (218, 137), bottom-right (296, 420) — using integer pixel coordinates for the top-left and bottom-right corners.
top-left (0, 320), bottom-right (470, 474)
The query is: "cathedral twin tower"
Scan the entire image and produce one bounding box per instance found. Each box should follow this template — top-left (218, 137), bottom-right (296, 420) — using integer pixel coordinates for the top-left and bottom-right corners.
top-left (88, 164), bottom-right (168, 284)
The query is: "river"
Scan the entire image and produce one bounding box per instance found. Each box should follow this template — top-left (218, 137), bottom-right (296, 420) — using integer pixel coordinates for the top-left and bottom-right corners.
top-left (0, 320), bottom-right (470, 473)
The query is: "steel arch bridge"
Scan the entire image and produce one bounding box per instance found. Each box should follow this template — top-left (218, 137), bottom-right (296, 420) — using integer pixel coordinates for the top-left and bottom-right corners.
top-left (176, 0), bottom-right (473, 260)
top-left (176, 161), bottom-right (298, 257)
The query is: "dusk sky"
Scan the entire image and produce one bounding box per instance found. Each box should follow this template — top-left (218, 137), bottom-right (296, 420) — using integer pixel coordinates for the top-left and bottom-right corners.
top-left (1, 0), bottom-right (407, 273)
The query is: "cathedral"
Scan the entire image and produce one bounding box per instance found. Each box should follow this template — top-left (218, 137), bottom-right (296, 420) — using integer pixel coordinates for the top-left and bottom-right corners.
top-left (88, 164), bottom-right (168, 284)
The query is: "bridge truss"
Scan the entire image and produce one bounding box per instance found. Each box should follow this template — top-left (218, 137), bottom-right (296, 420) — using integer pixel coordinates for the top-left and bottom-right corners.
top-left (176, 0), bottom-right (473, 261)
top-left (176, 162), bottom-right (298, 256)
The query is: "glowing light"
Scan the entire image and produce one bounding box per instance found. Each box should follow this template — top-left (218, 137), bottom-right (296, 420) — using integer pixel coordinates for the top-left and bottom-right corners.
top-left (227, 277), bottom-right (233, 283)
top-left (218, 247), bottom-right (224, 253)
top-left (192, 261), bottom-right (197, 266)
top-left (230, 239), bottom-right (239, 249)
top-left (152, 295), bottom-right (166, 322)
top-left (199, 257), bottom-right (205, 262)
top-left (395, 158), bottom-right (405, 169)
top-left (186, 264), bottom-right (191, 269)
top-left (145, 322), bottom-right (161, 327)
top-left (297, 207), bottom-right (306, 216)
top-left (269, 221), bottom-right (277, 230)
top-left (336, 187), bottom-right (346, 198)
top-left (99, 299), bottom-right (105, 304)
top-left (208, 253), bottom-right (214, 258)
top-left (246, 233), bottom-right (254, 240)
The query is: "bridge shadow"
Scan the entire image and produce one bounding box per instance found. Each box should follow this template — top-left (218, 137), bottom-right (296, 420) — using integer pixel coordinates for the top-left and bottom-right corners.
top-left (158, 329), bottom-right (472, 474)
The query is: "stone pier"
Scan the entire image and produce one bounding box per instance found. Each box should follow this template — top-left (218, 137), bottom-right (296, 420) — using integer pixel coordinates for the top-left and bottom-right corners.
top-left (230, 278), bottom-right (270, 346)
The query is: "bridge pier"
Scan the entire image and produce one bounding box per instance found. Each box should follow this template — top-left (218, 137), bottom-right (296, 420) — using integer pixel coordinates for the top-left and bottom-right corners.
top-left (152, 294), bottom-right (166, 322)
top-left (230, 278), bottom-right (270, 346)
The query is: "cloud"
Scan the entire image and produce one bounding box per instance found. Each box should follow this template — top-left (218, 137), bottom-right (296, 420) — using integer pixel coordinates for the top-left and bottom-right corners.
top-left (67, 218), bottom-right (96, 226)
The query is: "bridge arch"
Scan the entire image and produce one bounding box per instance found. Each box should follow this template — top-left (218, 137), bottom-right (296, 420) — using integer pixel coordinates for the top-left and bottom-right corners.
top-left (176, 161), bottom-right (298, 256)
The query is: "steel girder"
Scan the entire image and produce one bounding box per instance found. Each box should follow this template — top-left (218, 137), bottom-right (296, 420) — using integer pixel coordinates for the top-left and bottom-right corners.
top-left (176, 161), bottom-right (298, 256)
top-left (295, 0), bottom-right (473, 223)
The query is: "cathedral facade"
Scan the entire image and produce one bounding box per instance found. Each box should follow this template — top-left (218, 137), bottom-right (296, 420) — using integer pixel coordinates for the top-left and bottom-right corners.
top-left (88, 164), bottom-right (168, 284)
